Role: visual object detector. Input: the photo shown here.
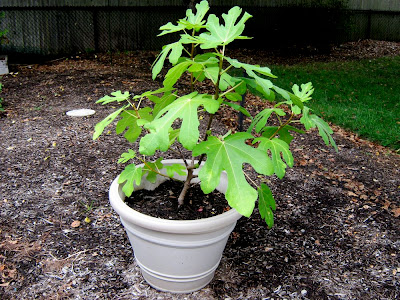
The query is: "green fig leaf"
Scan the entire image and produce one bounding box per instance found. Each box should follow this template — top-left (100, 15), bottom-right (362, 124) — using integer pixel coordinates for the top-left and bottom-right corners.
top-left (292, 82), bottom-right (314, 102)
top-left (152, 42), bottom-right (184, 79)
top-left (310, 114), bottom-right (338, 151)
top-left (163, 61), bottom-right (192, 88)
top-left (225, 57), bottom-right (276, 79)
top-left (152, 92), bottom-right (177, 118)
top-left (93, 106), bottom-right (127, 140)
top-left (116, 107), bottom-right (153, 143)
top-left (222, 101), bottom-right (251, 118)
top-left (193, 132), bottom-right (274, 217)
top-left (247, 108), bottom-right (285, 134)
top-left (158, 22), bottom-right (186, 37)
top-left (96, 91), bottom-right (130, 105)
top-left (118, 164), bottom-right (143, 197)
top-left (258, 183), bottom-right (276, 228)
top-left (143, 158), bottom-right (164, 183)
top-left (168, 128), bottom-right (180, 147)
top-left (165, 164), bottom-right (187, 178)
top-left (118, 149), bottom-right (136, 164)
top-left (199, 6), bottom-right (252, 49)
top-left (183, 0), bottom-right (210, 31)
top-left (140, 92), bottom-right (220, 155)
top-left (272, 85), bottom-right (304, 110)
top-left (300, 107), bottom-right (337, 151)
top-left (254, 137), bottom-right (294, 179)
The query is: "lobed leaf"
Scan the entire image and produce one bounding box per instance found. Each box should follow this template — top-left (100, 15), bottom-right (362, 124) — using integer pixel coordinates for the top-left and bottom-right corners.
top-left (292, 82), bottom-right (314, 102)
top-left (299, 106), bottom-right (314, 130)
top-left (132, 87), bottom-right (173, 101)
top-left (118, 164), bottom-right (143, 197)
top-left (165, 164), bottom-right (187, 178)
top-left (116, 107), bottom-right (153, 143)
top-left (93, 106), bottom-right (127, 140)
top-left (272, 85), bottom-right (304, 110)
top-left (300, 107), bottom-right (337, 151)
top-left (199, 6), bottom-right (252, 49)
top-left (152, 93), bottom-right (177, 118)
top-left (152, 42), bottom-right (184, 79)
top-left (203, 65), bottom-right (235, 91)
top-left (261, 125), bottom-right (305, 145)
top-left (158, 22), bottom-right (186, 37)
top-left (140, 92), bottom-right (220, 155)
top-left (254, 137), bottom-right (294, 179)
top-left (118, 149), bottom-right (136, 164)
top-left (143, 158), bottom-right (164, 183)
top-left (310, 114), bottom-right (338, 151)
top-left (222, 101), bottom-right (251, 118)
top-left (258, 184), bottom-right (276, 228)
top-left (163, 61), bottom-right (193, 88)
top-left (224, 56), bottom-right (277, 99)
top-left (96, 91), bottom-right (130, 105)
top-left (225, 56), bottom-right (276, 78)
top-left (161, 0), bottom-right (209, 36)
top-left (224, 92), bottom-right (242, 102)
top-left (247, 108), bottom-right (285, 134)
top-left (184, 0), bottom-right (210, 31)
top-left (193, 133), bottom-right (274, 217)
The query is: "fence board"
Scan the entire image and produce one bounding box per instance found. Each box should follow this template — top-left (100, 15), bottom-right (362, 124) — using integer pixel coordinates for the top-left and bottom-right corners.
top-left (348, 0), bottom-right (400, 11)
top-left (0, 1), bottom-right (399, 56)
top-left (1, 0), bottom-right (400, 10)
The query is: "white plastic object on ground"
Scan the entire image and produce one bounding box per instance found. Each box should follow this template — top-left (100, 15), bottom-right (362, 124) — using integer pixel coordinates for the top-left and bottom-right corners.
top-left (66, 109), bottom-right (95, 117)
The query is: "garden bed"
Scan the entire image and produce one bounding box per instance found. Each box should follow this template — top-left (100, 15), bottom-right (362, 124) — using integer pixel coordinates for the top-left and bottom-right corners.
top-left (0, 40), bottom-right (399, 299)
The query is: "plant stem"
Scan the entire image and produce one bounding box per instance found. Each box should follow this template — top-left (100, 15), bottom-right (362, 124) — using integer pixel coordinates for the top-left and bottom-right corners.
top-left (139, 159), bottom-right (173, 181)
top-left (214, 45), bottom-right (225, 100)
top-left (197, 45), bottom-right (226, 166)
top-left (178, 163), bottom-right (194, 206)
top-left (220, 64), bottom-right (233, 76)
top-left (243, 170), bottom-right (258, 188)
top-left (219, 81), bottom-right (244, 98)
top-left (190, 29), bottom-right (196, 93)
top-left (269, 112), bottom-right (295, 139)
top-left (178, 46), bottom-right (226, 203)
top-left (176, 144), bottom-right (189, 167)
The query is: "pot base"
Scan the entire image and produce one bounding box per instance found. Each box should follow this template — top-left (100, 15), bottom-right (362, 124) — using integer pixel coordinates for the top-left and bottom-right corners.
top-left (138, 257), bottom-right (218, 293)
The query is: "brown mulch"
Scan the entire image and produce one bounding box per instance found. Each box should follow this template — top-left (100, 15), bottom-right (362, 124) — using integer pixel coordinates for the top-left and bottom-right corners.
top-left (0, 40), bottom-right (399, 299)
top-left (229, 39), bottom-right (400, 65)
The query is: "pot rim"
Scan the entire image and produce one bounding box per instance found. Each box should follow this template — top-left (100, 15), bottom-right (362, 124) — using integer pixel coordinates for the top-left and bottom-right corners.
top-left (109, 159), bottom-right (242, 234)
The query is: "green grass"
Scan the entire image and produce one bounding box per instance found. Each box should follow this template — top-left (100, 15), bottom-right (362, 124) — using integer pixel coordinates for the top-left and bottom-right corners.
top-left (271, 56), bottom-right (400, 149)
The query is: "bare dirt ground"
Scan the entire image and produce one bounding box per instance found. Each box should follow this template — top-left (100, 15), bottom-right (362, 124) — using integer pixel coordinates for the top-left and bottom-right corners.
top-left (0, 40), bottom-right (399, 299)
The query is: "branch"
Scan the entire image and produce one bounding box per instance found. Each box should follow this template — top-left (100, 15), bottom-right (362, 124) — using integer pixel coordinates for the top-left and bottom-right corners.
top-left (190, 29), bottom-right (196, 93)
top-left (196, 46), bottom-right (226, 167)
top-left (176, 144), bottom-right (189, 167)
top-left (269, 112), bottom-right (295, 139)
top-left (219, 81), bottom-right (244, 98)
top-left (139, 158), bottom-right (178, 181)
top-left (178, 163), bottom-right (194, 206)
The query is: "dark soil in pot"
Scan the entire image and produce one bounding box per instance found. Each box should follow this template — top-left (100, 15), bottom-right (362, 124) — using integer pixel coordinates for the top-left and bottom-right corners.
top-left (125, 180), bottom-right (229, 220)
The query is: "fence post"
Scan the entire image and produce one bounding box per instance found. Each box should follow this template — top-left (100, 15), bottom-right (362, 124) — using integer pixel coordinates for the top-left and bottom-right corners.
top-left (93, 9), bottom-right (99, 53)
top-left (238, 70), bottom-right (247, 132)
top-left (366, 9), bottom-right (372, 39)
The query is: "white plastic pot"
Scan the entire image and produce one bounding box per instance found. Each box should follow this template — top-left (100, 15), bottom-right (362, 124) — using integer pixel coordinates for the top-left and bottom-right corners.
top-left (109, 159), bottom-right (242, 293)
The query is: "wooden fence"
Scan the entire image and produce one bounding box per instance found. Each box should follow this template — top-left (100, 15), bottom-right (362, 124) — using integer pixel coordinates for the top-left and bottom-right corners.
top-left (0, 0), bottom-right (399, 56)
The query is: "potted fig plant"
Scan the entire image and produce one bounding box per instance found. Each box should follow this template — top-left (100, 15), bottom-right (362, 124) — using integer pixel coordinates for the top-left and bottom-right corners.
top-left (93, 0), bottom-right (337, 293)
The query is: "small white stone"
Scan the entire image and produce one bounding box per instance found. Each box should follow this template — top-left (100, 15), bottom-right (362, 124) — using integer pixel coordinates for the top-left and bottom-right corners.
top-left (66, 109), bottom-right (95, 117)
top-left (301, 289), bottom-right (307, 296)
